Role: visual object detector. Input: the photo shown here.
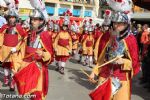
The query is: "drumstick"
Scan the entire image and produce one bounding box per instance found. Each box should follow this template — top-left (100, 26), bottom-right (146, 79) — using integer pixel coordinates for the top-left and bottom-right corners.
top-left (80, 68), bottom-right (98, 84)
top-left (97, 55), bottom-right (124, 69)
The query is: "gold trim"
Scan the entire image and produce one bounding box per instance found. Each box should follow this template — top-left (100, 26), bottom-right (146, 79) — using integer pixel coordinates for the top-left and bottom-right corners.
top-left (123, 40), bottom-right (134, 78)
top-left (39, 38), bottom-right (51, 65)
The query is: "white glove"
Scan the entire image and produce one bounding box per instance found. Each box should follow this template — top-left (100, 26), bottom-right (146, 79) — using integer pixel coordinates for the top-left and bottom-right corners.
top-left (11, 47), bottom-right (17, 53)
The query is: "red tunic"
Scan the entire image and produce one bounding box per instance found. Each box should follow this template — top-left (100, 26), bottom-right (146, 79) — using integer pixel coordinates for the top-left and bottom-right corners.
top-left (14, 31), bottom-right (53, 96)
top-left (0, 24), bottom-right (27, 47)
top-left (98, 34), bottom-right (140, 80)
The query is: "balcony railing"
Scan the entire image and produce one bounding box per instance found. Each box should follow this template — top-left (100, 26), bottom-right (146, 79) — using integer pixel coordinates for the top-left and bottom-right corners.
top-left (59, 0), bottom-right (95, 5)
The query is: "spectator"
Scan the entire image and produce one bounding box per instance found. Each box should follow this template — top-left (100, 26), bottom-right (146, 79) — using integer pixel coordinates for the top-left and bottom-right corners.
top-left (140, 24), bottom-right (150, 88)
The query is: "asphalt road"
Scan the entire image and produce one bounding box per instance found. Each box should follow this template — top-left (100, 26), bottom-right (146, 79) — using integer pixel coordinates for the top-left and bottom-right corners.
top-left (0, 57), bottom-right (150, 100)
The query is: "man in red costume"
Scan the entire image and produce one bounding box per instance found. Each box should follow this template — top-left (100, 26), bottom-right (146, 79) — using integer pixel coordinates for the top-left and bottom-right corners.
top-left (13, 9), bottom-right (53, 100)
top-left (94, 9), bottom-right (111, 64)
top-left (70, 21), bottom-right (80, 60)
top-left (0, 9), bottom-right (26, 91)
top-left (54, 17), bottom-right (72, 74)
top-left (89, 12), bottom-right (140, 100)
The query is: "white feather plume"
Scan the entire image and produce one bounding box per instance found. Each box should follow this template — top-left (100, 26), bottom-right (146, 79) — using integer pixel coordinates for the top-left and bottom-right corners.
top-left (4, 0), bottom-right (16, 9)
top-left (29, 0), bottom-right (48, 21)
top-left (106, 0), bottom-right (133, 12)
top-left (0, 0), bottom-right (7, 7)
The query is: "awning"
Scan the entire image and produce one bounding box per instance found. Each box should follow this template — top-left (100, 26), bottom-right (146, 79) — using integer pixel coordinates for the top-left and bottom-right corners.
top-left (133, 0), bottom-right (150, 10)
top-left (132, 12), bottom-right (150, 22)
top-left (19, 16), bottom-right (29, 21)
top-left (132, 12), bottom-right (150, 19)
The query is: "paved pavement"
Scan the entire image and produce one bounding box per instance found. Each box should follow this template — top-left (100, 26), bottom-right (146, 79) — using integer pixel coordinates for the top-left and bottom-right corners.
top-left (0, 57), bottom-right (150, 100)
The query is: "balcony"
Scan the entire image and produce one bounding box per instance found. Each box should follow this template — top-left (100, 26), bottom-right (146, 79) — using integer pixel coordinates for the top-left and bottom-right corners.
top-left (59, 0), bottom-right (95, 5)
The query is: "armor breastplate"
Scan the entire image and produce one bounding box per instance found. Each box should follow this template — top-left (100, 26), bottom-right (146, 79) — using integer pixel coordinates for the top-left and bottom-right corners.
top-left (106, 39), bottom-right (125, 61)
top-left (5, 27), bottom-right (17, 35)
top-left (27, 34), bottom-right (43, 48)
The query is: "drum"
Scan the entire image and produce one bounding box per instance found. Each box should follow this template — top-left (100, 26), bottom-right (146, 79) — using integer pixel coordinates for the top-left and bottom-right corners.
top-left (89, 78), bottom-right (111, 100)
top-left (111, 77), bottom-right (122, 95)
top-left (89, 77), bottom-right (122, 100)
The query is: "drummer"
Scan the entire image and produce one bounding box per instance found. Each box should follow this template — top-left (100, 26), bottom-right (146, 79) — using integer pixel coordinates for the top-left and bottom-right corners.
top-left (89, 11), bottom-right (140, 100)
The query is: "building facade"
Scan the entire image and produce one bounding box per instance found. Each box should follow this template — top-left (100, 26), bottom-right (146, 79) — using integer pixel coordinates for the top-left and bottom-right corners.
top-left (45, 0), bottom-right (98, 18)
top-left (17, 0), bottom-right (99, 20)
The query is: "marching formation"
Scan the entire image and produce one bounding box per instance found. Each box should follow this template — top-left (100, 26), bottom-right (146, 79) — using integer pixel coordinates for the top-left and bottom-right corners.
top-left (0, 0), bottom-right (142, 100)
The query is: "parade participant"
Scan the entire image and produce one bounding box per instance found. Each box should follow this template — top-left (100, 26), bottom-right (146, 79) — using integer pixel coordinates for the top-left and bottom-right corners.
top-left (77, 20), bottom-right (88, 63)
top-left (70, 21), bottom-right (79, 60)
top-left (94, 23), bottom-right (101, 42)
top-left (52, 20), bottom-right (60, 43)
top-left (0, 4), bottom-right (7, 65)
top-left (22, 18), bottom-right (30, 33)
top-left (89, 11), bottom-right (140, 100)
top-left (82, 25), bottom-right (94, 68)
top-left (0, 8), bottom-right (26, 91)
top-left (13, 9), bottom-right (53, 100)
top-left (51, 20), bottom-right (60, 69)
top-left (89, 18), bottom-right (93, 27)
top-left (94, 10), bottom-right (111, 64)
top-left (47, 19), bottom-right (54, 32)
top-left (141, 24), bottom-right (149, 45)
top-left (54, 17), bottom-right (72, 74)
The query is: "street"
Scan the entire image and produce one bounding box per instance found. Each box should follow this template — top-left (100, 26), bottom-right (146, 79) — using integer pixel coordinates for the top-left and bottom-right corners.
top-left (0, 57), bottom-right (150, 100)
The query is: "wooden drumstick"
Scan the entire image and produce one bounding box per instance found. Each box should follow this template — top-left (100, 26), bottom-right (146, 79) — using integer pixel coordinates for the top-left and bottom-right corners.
top-left (97, 55), bottom-right (124, 69)
top-left (80, 68), bottom-right (98, 84)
